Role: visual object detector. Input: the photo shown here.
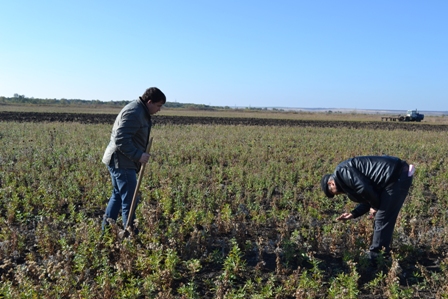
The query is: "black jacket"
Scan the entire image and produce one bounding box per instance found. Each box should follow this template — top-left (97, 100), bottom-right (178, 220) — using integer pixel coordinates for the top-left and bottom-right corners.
top-left (332, 156), bottom-right (404, 218)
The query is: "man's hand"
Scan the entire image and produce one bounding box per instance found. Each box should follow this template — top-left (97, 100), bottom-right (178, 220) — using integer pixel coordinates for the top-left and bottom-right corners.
top-left (369, 208), bottom-right (377, 219)
top-left (336, 212), bottom-right (354, 221)
top-left (139, 153), bottom-right (150, 164)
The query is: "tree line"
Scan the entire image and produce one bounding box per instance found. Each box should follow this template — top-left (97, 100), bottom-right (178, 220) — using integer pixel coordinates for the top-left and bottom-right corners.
top-left (0, 95), bottom-right (274, 111)
top-left (0, 95), bottom-right (223, 110)
top-left (0, 95), bottom-right (130, 107)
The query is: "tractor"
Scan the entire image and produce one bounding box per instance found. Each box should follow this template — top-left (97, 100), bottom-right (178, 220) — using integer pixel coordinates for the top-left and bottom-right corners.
top-left (381, 109), bottom-right (424, 122)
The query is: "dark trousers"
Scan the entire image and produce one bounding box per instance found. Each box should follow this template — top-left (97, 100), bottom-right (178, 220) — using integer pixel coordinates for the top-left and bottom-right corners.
top-left (369, 163), bottom-right (413, 254)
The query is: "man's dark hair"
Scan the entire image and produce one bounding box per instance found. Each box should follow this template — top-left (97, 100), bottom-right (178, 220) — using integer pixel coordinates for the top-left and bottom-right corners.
top-left (140, 87), bottom-right (166, 104)
top-left (321, 174), bottom-right (335, 198)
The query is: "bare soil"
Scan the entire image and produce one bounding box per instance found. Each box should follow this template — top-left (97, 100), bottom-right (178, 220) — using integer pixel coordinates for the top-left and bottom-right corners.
top-left (1, 111), bottom-right (448, 132)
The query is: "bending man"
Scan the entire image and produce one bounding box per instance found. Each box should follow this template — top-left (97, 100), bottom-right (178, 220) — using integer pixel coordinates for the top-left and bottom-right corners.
top-left (321, 155), bottom-right (414, 260)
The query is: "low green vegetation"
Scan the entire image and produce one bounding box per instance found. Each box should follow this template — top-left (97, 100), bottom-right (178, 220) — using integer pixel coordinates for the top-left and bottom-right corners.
top-left (0, 120), bottom-right (447, 298)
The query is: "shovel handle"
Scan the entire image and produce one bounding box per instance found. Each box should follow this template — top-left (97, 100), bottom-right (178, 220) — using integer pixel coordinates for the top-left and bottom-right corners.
top-left (125, 137), bottom-right (153, 230)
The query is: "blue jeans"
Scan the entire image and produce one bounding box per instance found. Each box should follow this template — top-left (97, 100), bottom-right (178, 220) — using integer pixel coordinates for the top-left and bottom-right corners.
top-left (102, 165), bottom-right (139, 230)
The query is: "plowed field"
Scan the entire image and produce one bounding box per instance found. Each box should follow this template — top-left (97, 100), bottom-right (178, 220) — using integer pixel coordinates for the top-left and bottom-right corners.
top-left (1, 111), bottom-right (447, 131)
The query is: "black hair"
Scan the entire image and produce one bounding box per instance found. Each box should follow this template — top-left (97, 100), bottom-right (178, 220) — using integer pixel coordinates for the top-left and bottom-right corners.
top-left (140, 87), bottom-right (166, 104)
top-left (321, 174), bottom-right (335, 198)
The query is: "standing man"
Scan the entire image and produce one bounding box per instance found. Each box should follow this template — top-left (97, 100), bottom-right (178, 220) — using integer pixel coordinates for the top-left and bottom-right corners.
top-left (320, 155), bottom-right (414, 261)
top-left (102, 87), bottom-right (166, 232)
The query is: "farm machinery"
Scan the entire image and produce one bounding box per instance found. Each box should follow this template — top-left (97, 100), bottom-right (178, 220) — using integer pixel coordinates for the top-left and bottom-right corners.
top-left (381, 109), bottom-right (424, 122)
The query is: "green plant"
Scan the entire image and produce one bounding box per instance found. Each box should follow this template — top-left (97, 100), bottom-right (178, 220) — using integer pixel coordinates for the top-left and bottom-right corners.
top-left (222, 238), bottom-right (246, 283)
top-left (1, 119), bottom-right (448, 297)
top-left (327, 261), bottom-right (359, 299)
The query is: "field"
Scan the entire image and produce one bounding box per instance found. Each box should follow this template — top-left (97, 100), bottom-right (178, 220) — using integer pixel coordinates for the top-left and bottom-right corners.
top-left (1, 109), bottom-right (448, 298)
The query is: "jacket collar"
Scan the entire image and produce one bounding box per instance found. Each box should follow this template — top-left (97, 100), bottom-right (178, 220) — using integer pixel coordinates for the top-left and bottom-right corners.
top-left (138, 98), bottom-right (151, 118)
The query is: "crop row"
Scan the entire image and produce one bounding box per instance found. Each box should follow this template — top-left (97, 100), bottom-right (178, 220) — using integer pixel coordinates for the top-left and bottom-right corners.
top-left (0, 122), bottom-right (447, 298)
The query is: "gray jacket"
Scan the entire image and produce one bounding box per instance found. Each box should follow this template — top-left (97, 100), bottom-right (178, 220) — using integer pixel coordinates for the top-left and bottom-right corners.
top-left (102, 99), bottom-right (151, 170)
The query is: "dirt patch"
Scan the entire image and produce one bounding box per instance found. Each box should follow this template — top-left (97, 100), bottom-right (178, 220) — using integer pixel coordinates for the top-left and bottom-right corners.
top-left (1, 111), bottom-right (448, 132)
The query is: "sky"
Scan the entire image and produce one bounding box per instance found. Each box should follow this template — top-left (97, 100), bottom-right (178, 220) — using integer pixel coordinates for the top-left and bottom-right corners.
top-left (1, 1), bottom-right (447, 111)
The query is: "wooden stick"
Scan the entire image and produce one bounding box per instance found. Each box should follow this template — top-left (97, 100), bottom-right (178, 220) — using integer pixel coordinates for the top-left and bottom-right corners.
top-left (125, 137), bottom-right (153, 230)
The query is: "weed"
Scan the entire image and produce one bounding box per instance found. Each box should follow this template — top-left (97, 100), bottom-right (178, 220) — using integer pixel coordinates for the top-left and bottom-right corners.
top-left (1, 121), bottom-right (447, 297)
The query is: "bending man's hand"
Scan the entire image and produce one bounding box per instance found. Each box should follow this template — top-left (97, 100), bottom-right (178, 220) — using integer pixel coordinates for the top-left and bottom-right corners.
top-left (139, 153), bottom-right (150, 164)
top-left (336, 212), bottom-right (354, 221)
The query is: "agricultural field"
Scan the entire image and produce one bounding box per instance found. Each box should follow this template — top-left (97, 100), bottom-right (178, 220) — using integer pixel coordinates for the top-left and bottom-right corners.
top-left (2, 102), bottom-right (448, 124)
top-left (1, 110), bottom-right (448, 298)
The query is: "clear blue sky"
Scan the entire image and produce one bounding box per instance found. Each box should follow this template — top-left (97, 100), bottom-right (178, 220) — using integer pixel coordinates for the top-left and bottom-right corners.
top-left (1, 1), bottom-right (447, 110)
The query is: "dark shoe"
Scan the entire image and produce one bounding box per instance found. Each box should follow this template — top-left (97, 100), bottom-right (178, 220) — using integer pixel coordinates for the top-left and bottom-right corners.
top-left (366, 250), bottom-right (391, 269)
